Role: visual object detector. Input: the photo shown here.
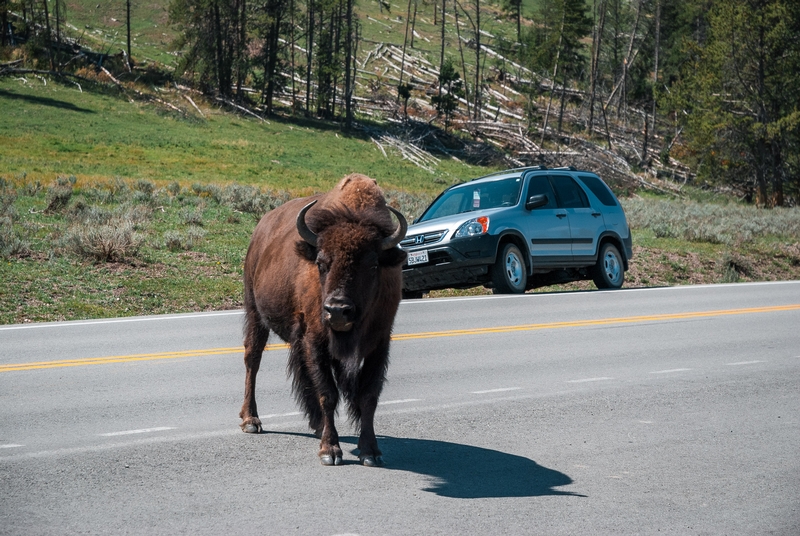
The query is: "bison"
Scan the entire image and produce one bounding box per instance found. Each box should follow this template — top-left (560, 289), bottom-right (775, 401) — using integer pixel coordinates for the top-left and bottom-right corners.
top-left (238, 174), bottom-right (408, 466)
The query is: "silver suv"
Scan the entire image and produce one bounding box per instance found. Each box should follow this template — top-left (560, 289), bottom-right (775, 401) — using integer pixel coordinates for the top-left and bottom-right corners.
top-left (399, 166), bottom-right (633, 297)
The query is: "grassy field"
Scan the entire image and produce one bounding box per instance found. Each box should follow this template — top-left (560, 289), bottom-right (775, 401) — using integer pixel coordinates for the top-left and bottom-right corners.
top-left (0, 77), bottom-right (477, 193)
top-left (3, 129), bottom-right (799, 325)
top-left (3, 166), bottom-right (798, 325)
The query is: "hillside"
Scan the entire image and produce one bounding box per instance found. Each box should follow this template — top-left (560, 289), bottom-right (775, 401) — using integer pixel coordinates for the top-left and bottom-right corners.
top-left (1, 0), bottom-right (680, 196)
top-left (0, 76), bottom-right (473, 194)
top-left (1, 0), bottom-right (799, 324)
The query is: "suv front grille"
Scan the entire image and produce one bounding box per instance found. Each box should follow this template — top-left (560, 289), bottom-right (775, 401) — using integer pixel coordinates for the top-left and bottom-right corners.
top-left (400, 230), bottom-right (447, 248)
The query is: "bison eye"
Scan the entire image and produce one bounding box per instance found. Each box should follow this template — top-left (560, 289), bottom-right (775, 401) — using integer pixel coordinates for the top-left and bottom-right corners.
top-left (316, 259), bottom-right (329, 275)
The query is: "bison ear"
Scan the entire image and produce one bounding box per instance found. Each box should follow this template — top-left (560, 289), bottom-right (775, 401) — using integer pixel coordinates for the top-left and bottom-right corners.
top-left (295, 240), bottom-right (317, 262)
top-left (379, 246), bottom-right (407, 267)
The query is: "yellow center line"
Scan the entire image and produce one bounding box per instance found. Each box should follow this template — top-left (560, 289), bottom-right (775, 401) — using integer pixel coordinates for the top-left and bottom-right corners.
top-left (391, 304), bottom-right (800, 340)
top-left (2, 304), bottom-right (798, 373)
top-left (0, 343), bottom-right (288, 372)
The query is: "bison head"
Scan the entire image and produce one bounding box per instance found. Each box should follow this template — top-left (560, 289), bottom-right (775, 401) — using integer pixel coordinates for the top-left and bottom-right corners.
top-left (296, 200), bottom-right (407, 334)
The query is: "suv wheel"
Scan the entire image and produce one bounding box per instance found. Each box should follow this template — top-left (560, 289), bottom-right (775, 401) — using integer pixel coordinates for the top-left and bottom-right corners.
top-left (593, 243), bottom-right (624, 289)
top-left (492, 243), bottom-right (527, 294)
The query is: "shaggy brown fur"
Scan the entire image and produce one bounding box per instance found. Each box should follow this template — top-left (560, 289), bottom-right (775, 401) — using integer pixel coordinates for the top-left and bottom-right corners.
top-left (238, 174), bottom-right (407, 466)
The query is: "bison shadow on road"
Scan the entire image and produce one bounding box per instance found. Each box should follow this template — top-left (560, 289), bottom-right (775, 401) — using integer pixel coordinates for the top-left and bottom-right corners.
top-left (341, 435), bottom-right (585, 499)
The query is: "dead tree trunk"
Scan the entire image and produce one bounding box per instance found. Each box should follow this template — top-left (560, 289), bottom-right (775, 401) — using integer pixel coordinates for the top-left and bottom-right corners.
top-left (588, 0), bottom-right (606, 134)
top-left (643, 0), bottom-right (661, 166)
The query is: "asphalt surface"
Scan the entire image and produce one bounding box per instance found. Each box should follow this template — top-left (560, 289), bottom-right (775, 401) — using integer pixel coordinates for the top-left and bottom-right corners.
top-left (1, 282), bottom-right (799, 535)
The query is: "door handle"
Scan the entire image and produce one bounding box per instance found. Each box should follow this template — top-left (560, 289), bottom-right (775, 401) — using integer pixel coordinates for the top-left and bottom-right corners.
top-left (592, 212), bottom-right (602, 217)
top-left (556, 213), bottom-right (567, 219)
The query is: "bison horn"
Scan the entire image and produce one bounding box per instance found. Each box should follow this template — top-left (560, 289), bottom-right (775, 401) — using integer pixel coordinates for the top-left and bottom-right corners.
top-left (296, 200), bottom-right (319, 247)
top-left (381, 206), bottom-right (408, 250)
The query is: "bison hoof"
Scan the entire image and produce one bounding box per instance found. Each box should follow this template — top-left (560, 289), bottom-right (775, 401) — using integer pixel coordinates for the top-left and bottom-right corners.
top-left (360, 455), bottom-right (384, 467)
top-left (240, 419), bottom-right (262, 434)
top-left (320, 454), bottom-right (343, 466)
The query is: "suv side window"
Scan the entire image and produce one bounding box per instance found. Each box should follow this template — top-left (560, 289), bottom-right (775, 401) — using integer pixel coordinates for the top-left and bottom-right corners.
top-left (551, 175), bottom-right (589, 208)
top-left (578, 174), bottom-right (618, 206)
top-left (526, 175), bottom-right (558, 209)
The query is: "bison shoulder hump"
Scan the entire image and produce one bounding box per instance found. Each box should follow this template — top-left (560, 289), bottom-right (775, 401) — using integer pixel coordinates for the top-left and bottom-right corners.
top-left (335, 174), bottom-right (387, 212)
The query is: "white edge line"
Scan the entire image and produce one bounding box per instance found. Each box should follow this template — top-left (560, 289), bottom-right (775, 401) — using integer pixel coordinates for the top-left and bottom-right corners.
top-left (725, 360), bottom-right (765, 366)
top-left (380, 398), bottom-right (422, 405)
top-left (0, 310), bottom-right (244, 331)
top-left (261, 411), bottom-right (303, 419)
top-left (99, 427), bottom-right (175, 437)
top-left (566, 377), bottom-right (614, 384)
top-left (472, 387), bottom-right (521, 394)
top-left (649, 368), bottom-right (693, 374)
top-left (0, 444), bottom-right (24, 449)
top-left (398, 281), bottom-right (800, 306)
top-left (4, 281), bottom-right (798, 328)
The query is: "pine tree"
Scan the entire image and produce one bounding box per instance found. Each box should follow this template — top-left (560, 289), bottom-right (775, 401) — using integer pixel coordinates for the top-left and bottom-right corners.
top-left (168, 0), bottom-right (248, 98)
top-left (430, 57), bottom-right (463, 131)
top-left (671, 0), bottom-right (800, 206)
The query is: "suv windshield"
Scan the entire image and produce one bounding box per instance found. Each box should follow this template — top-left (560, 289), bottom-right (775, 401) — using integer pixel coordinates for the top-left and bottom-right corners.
top-left (418, 176), bottom-right (522, 223)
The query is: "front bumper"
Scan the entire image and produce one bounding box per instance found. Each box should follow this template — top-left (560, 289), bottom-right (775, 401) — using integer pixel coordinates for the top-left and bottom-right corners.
top-left (401, 233), bottom-right (500, 292)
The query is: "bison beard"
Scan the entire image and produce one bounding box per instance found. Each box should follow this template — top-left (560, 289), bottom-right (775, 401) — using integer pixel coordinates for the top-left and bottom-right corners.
top-left (238, 174), bottom-right (407, 466)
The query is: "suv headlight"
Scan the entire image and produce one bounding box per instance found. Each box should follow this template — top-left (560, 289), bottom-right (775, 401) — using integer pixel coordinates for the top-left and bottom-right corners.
top-left (454, 216), bottom-right (490, 238)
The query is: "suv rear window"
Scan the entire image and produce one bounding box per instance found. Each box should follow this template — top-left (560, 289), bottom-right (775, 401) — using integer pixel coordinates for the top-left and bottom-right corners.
top-left (578, 175), bottom-right (618, 206)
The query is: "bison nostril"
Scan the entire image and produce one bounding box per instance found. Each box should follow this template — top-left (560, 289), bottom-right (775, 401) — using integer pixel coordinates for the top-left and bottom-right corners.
top-left (323, 300), bottom-right (355, 321)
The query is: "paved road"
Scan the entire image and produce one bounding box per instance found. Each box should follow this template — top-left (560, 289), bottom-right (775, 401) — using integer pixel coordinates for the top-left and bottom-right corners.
top-left (1, 282), bottom-right (799, 534)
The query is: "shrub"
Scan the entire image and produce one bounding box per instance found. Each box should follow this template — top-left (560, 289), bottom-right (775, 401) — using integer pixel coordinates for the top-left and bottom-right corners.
top-left (134, 179), bottom-right (155, 195)
top-left (22, 180), bottom-right (42, 197)
top-left (68, 203), bottom-right (112, 225)
top-left (45, 176), bottom-right (76, 213)
top-left (64, 221), bottom-right (142, 262)
top-left (0, 215), bottom-right (30, 258)
top-left (108, 177), bottom-right (131, 200)
top-left (182, 207), bottom-right (204, 226)
top-left (163, 228), bottom-right (206, 251)
top-left (120, 204), bottom-right (152, 226)
top-left (384, 189), bottom-right (435, 221)
top-left (1, 178), bottom-right (17, 218)
top-left (192, 183), bottom-right (222, 202)
top-left (220, 184), bottom-right (266, 214)
top-left (61, 203), bottom-right (151, 262)
top-left (186, 227), bottom-right (206, 248)
top-left (164, 230), bottom-right (184, 251)
top-left (719, 252), bottom-right (753, 283)
top-left (622, 197), bottom-right (800, 245)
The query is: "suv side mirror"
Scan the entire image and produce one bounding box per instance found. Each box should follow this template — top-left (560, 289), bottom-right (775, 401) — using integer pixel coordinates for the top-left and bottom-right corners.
top-left (525, 193), bottom-right (549, 210)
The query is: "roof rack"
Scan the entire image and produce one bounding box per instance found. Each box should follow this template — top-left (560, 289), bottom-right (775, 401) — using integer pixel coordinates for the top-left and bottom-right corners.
top-left (470, 165), bottom-right (548, 181)
top-left (551, 166), bottom-right (577, 171)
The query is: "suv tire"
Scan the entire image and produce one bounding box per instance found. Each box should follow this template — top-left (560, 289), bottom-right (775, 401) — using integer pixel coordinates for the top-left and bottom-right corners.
top-left (593, 243), bottom-right (624, 289)
top-left (492, 243), bottom-right (527, 294)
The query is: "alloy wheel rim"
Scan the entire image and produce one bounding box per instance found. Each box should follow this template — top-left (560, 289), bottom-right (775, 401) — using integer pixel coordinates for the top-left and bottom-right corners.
top-left (604, 252), bottom-right (621, 284)
top-left (506, 252), bottom-right (523, 287)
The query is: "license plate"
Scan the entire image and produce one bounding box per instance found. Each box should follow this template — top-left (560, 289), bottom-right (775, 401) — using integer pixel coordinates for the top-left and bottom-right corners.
top-left (407, 249), bottom-right (429, 266)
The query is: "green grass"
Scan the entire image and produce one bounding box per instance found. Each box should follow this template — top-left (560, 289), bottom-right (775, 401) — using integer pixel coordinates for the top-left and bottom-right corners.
top-left (59, 1), bottom-right (178, 67)
top-left (3, 171), bottom-right (798, 324)
top-left (0, 171), bottom-right (440, 324)
top-left (0, 77), bottom-right (478, 194)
